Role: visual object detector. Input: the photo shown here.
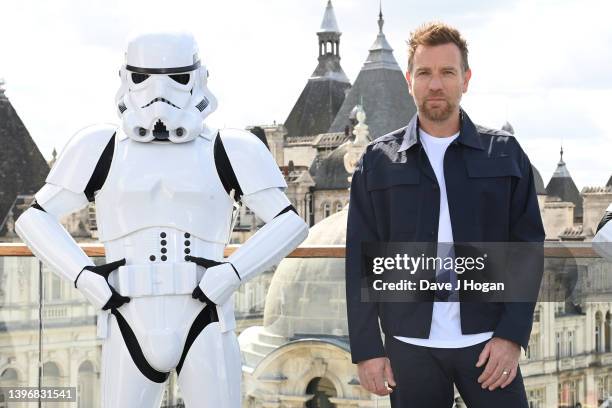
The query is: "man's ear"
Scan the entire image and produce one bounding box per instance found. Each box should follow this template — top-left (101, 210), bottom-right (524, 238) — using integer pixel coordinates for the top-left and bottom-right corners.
top-left (462, 68), bottom-right (472, 93)
top-left (406, 70), bottom-right (413, 95)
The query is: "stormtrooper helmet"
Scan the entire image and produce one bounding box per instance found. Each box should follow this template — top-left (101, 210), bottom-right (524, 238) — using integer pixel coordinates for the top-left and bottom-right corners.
top-left (115, 31), bottom-right (217, 143)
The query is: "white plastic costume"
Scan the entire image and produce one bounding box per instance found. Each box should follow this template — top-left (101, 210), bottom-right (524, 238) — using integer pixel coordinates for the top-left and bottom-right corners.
top-left (593, 204), bottom-right (612, 261)
top-left (16, 31), bottom-right (308, 407)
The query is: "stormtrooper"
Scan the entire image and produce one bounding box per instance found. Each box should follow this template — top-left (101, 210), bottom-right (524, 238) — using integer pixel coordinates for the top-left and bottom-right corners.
top-left (16, 31), bottom-right (309, 407)
top-left (594, 205), bottom-right (612, 261)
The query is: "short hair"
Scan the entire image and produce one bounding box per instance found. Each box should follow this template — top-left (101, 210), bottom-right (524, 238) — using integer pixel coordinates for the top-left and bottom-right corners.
top-left (407, 22), bottom-right (469, 73)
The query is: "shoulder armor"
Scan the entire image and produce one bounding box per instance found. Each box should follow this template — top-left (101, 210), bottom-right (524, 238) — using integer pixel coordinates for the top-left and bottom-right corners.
top-left (46, 124), bottom-right (117, 196)
top-left (217, 128), bottom-right (286, 197)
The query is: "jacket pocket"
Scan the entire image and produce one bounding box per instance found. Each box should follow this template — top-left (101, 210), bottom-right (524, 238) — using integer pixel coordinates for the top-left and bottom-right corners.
top-left (465, 157), bottom-right (522, 179)
top-left (365, 164), bottom-right (420, 191)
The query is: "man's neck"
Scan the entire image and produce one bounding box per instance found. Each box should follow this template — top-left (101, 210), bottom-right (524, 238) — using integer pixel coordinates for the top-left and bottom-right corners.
top-left (418, 110), bottom-right (461, 138)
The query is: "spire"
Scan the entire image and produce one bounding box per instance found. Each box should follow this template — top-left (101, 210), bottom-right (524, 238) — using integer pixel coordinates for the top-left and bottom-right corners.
top-left (552, 145), bottom-right (570, 178)
top-left (378, 1), bottom-right (384, 33)
top-left (319, 0), bottom-right (340, 33)
top-left (317, 0), bottom-right (343, 61)
top-left (364, 4), bottom-right (399, 71)
top-left (283, 0), bottom-right (351, 137)
top-left (546, 143), bottom-right (582, 221)
top-left (0, 79), bottom-right (6, 101)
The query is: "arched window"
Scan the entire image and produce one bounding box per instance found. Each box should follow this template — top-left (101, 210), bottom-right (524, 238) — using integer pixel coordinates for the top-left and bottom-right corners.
top-left (306, 377), bottom-right (337, 408)
top-left (78, 361), bottom-right (96, 408)
top-left (606, 311), bottom-right (611, 352)
top-left (0, 368), bottom-right (19, 406)
top-left (323, 202), bottom-right (331, 219)
top-left (596, 311), bottom-right (603, 353)
top-left (42, 362), bottom-right (61, 388)
top-left (334, 201), bottom-right (343, 213)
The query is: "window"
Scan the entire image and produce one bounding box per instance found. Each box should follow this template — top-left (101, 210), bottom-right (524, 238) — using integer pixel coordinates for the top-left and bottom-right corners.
top-left (306, 377), bottom-right (337, 408)
top-left (323, 202), bottom-right (331, 219)
top-left (527, 388), bottom-right (544, 408)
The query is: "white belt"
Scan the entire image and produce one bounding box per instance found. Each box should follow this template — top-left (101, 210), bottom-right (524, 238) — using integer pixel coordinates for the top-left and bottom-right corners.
top-left (114, 262), bottom-right (198, 297)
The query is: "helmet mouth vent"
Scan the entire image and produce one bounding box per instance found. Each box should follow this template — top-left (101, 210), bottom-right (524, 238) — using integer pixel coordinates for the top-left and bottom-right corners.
top-left (141, 97), bottom-right (181, 109)
top-left (118, 102), bottom-right (127, 114)
top-left (153, 120), bottom-right (169, 140)
top-left (195, 97), bottom-right (209, 112)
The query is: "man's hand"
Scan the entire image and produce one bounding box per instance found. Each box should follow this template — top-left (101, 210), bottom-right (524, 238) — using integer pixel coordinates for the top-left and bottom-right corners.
top-left (357, 357), bottom-right (396, 396)
top-left (476, 337), bottom-right (521, 391)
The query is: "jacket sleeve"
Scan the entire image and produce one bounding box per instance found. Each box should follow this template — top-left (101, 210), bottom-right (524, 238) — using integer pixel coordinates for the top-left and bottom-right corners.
top-left (493, 144), bottom-right (545, 350)
top-left (345, 151), bottom-right (386, 363)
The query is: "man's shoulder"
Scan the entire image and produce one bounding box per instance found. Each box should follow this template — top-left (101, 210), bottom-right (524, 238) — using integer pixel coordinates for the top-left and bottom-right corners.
top-left (473, 123), bottom-right (525, 158)
top-left (363, 126), bottom-right (407, 158)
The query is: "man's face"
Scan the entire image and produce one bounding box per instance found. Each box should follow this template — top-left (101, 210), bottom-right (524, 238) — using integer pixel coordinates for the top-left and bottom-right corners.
top-left (407, 43), bottom-right (471, 123)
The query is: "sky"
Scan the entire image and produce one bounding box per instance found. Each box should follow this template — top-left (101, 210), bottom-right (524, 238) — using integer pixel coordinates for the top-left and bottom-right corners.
top-left (1, 0), bottom-right (610, 189)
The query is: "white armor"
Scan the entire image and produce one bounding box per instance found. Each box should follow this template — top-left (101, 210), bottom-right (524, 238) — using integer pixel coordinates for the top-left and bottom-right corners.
top-left (593, 203), bottom-right (612, 261)
top-left (16, 31), bottom-right (308, 408)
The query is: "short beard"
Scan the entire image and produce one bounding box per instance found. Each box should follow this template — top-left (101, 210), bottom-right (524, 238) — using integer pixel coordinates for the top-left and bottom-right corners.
top-left (419, 98), bottom-right (457, 122)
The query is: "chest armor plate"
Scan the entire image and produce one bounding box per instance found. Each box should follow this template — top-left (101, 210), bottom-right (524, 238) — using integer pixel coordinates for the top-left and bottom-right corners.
top-left (94, 135), bottom-right (234, 243)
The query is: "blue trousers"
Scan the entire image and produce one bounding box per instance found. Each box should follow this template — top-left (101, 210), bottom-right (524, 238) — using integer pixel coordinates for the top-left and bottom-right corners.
top-left (385, 335), bottom-right (528, 408)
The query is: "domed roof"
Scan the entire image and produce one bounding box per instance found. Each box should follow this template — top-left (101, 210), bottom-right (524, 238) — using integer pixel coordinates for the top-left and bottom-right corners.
top-left (309, 142), bottom-right (351, 190)
top-left (501, 121), bottom-right (515, 135)
top-left (263, 208), bottom-right (348, 339)
top-left (533, 165), bottom-right (546, 195)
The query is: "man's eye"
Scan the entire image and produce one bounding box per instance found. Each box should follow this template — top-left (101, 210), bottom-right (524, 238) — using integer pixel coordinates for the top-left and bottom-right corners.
top-left (131, 73), bottom-right (150, 84)
top-left (169, 74), bottom-right (190, 85)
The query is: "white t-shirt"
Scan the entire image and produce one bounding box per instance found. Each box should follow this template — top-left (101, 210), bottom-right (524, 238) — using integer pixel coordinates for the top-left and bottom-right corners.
top-left (395, 128), bottom-right (493, 348)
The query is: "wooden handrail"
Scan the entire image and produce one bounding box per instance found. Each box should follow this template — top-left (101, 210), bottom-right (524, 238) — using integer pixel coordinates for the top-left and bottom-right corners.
top-left (0, 243), bottom-right (600, 258)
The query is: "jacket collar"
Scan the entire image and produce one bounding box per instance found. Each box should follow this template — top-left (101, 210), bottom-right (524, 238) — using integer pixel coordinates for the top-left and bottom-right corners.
top-left (397, 108), bottom-right (484, 152)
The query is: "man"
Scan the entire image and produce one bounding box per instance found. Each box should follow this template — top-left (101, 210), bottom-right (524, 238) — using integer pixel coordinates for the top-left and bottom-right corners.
top-left (16, 31), bottom-right (308, 407)
top-left (346, 22), bottom-right (544, 407)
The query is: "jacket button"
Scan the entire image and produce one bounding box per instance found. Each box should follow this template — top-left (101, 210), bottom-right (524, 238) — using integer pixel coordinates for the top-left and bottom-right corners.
top-left (149, 255), bottom-right (156, 261)
top-left (430, 230), bottom-right (435, 237)
top-left (160, 232), bottom-right (166, 238)
top-left (184, 232), bottom-right (191, 238)
top-left (161, 240), bottom-right (167, 246)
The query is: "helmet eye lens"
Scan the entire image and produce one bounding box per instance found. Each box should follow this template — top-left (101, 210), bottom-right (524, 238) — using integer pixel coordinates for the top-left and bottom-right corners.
top-left (169, 74), bottom-right (190, 85)
top-left (131, 73), bottom-right (150, 84)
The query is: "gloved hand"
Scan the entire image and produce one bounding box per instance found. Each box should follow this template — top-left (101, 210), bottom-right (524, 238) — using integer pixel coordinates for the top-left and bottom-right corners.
top-left (185, 256), bottom-right (241, 307)
top-left (74, 259), bottom-right (130, 310)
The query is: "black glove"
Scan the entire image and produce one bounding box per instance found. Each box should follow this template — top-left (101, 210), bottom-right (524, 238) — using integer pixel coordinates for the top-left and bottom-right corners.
top-left (76, 259), bottom-right (130, 310)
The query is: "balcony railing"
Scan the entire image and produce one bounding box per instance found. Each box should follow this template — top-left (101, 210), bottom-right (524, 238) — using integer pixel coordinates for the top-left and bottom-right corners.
top-left (0, 242), bottom-right (607, 408)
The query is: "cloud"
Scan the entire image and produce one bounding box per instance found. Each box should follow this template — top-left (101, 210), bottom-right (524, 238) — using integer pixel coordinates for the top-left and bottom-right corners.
top-left (0, 0), bottom-right (609, 190)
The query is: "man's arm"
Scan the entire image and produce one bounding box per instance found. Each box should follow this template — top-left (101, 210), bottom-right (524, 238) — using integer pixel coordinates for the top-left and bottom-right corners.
top-left (479, 144), bottom-right (545, 391)
top-left (492, 147), bottom-right (545, 349)
top-left (346, 152), bottom-right (386, 363)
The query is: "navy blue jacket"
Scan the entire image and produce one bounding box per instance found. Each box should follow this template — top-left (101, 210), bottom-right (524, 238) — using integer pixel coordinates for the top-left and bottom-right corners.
top-left (345, 110), bottom-right (545, 364)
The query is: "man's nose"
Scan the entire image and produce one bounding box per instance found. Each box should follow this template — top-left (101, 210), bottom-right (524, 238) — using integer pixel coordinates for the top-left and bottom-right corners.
top-left (428, 74), bottom-right (443, 91)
